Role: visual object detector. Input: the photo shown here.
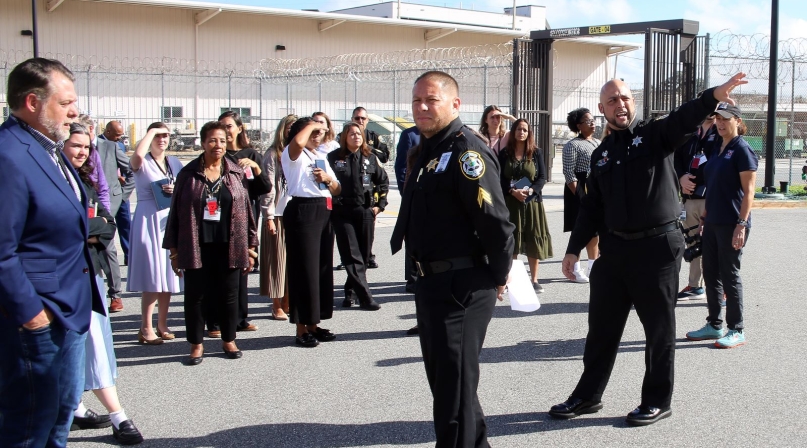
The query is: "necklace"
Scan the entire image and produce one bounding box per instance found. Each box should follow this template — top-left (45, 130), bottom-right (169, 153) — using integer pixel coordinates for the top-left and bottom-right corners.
top-left (203, 162), bottom-right (224, 198)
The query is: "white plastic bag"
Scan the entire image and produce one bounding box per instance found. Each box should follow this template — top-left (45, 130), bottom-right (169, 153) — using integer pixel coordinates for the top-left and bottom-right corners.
top-left (507, 261), bottom-right (540, 312)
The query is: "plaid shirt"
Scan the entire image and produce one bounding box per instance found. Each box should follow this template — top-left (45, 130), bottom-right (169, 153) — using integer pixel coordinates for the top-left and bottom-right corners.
top-left (11, 115), bottom-right (82, 201)
top-left (562, 136), bottom-right (600, 184)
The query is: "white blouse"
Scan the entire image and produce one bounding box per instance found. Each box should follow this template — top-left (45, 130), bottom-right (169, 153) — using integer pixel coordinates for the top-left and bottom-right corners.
top-left (281, 146), bottom-right (338, 199)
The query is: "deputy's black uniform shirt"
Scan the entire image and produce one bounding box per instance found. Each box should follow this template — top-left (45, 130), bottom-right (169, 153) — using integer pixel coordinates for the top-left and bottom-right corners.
top-left (327, 149), bottom-right (389, 211)
top-left (567, 88), bottom-right (720, 255)
top-left (390, 117), bottom-right (515, 286)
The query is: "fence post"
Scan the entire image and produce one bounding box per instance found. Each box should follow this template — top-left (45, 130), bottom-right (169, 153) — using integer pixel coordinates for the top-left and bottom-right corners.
top-left (483, 63), bottom-right (488, 107)
top-left (86, 67), bottom-right (91, 115)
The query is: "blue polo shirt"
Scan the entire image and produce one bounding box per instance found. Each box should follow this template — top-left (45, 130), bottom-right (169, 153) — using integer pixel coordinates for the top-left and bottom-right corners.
top-left (703, 136), bottom-right (758, 227)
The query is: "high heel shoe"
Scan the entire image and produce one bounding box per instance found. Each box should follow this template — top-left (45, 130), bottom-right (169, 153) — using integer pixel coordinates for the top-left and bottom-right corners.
top-left (185, 345), bottom-right (203, 366)
top-left (155, 328), bottom-right (176, 340)
top-left (137, 330), bottom-right (164, 345)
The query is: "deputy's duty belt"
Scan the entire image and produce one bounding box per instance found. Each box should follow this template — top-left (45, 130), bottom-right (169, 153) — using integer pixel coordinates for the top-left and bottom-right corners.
top-left (414, 256), bottom-right (488, 277)
top-left (610, 221), bottom-right (680, 241)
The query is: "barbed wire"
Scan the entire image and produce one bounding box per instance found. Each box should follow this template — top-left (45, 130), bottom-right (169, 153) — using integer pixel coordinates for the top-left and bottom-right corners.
top-left (710, 30), bottom-right (807, 81)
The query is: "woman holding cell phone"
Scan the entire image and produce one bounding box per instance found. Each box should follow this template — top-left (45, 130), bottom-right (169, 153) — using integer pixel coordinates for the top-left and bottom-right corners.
top-left (128, 122), bottom-right (184, 345)
top-left (282, 117), bottom-right (341, 347)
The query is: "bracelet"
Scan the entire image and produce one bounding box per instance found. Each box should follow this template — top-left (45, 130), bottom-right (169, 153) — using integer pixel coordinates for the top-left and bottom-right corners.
top-left (169, 253), bottom-right (178, 260)
top-left (248, 249), bottom-right (258, 259)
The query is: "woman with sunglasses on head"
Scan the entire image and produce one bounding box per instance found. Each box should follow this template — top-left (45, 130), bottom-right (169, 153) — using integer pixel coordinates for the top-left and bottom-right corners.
top-left (260, 114), bottom-right (297, 321)
top-left (562, 108), bottom-right (601, 283)
top-left (164, 121), bottom-right (258, 364)
top-left (479, 105), bottom-right (516, 155)
top-left (685, 103), bottom-right (757, 349)
top-left (63, 123), bottom-right (143, 444)
top-left (282, 117), bottom-right (341, 347)
top-left (499, 119), bottom-right (553, 292)
top-left (327, 122), bottom-right (388, 311)
top-left (313, 112), bottom-right (339, 156)
top-left (674, 114), bottom-right (719, 301)
top-left (128, 122), bottom-right (184, 344)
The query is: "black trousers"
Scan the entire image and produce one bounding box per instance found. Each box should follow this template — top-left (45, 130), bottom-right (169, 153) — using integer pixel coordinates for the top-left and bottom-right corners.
top-left (572, 229), bottom-right (684, 409)
top-left (416, 266), bottom-right (496, 448)
top-left (332, 205), bottom-right (374, 304)
top-left (284, 197), bottom-right (334, 325)
top-left (404, 245), bottom-right (417, 286)
top-left (184, 243), bottom-right (241, 344)
top-left (702, 223), bottom-right (749, 330)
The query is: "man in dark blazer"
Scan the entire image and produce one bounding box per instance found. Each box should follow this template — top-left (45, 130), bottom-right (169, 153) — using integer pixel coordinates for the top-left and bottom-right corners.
top-left (0, 58), bottom-right (106, 448)
top-left (85, 116), bottom-right (134, 312)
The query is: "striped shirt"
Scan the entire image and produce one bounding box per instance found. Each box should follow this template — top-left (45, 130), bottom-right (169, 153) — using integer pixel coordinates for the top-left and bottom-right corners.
top-left (562, 136), bottom-right (600, 184)
top-left (11, 115), bottom-right (82, 202)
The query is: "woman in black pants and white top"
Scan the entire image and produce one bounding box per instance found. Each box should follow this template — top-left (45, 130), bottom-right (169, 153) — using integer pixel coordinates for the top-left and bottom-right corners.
top-left (282, 117), bottom-right (342, 347)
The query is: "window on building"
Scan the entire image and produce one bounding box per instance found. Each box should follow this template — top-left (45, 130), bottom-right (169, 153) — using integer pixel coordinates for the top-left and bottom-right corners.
top-left (161, 106), bottom-right (183, 122)
top-left (220, 107), bottom-right (252, 124)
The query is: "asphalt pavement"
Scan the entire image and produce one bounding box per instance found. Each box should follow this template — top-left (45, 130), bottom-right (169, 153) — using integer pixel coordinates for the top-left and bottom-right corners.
top-left (68, 161), bottom-right (807, 447)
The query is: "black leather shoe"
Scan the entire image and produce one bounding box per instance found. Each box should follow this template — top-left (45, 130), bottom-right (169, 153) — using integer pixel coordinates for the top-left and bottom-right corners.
top-left (406, 325), bottom-right (419, 336)
top-left (335, 263), bottom-right (345, 270)
top-left (113, 419), bottom-right (144, 445)
top-left (341, 297), bottom-right (354, 307)
top-left (295, 333), bottom-right (319, 347)
top-left (359, 300), bottom-right (381, 311)
top-left (184, 356), bottom-right (203, 366)
top-left (367, 259), bottom-right (379, 269)
top-left (223, 349), bottom-right (243, 359)
top-left (548, 397), bottom-right (603, 419)
top-left (626, 406), bottom-right (672, 426)
top-left (312, 327), bottom-right (336, 342)
top-left (71, 409), bottom-right (112, 430)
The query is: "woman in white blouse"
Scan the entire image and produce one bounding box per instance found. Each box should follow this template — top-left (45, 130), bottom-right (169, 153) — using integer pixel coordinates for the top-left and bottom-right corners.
top-left (282, 117), bottom-right (342, 347)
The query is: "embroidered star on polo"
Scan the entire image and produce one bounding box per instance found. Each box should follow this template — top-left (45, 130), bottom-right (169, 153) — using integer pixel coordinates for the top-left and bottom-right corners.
top-left (632, 136), bottom-right (643, 147)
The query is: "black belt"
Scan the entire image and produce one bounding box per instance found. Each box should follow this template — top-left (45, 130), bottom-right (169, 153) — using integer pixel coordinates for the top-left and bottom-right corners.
top-left (610, 221), bottom-right (680, 241)
top-left (414, 256), bottom-right (488, 277)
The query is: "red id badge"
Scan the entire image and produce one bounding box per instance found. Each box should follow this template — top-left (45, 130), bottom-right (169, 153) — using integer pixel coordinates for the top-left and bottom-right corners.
top-left (207, 197), bottom-right (218, 215)
top-left (87, 202), bottom-right (97, 219)
top-left (326, 197), bottom-right (332, 210)
top-left (244, 166), bottom-right (255, 180)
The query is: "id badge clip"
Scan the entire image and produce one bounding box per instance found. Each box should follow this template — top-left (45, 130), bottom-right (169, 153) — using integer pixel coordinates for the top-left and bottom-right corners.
top-left (204, 196), bottom-right (221, 221)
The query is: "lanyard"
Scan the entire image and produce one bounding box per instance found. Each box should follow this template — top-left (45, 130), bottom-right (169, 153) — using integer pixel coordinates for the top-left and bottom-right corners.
top-left (149, 153), bottom-right (174, 182)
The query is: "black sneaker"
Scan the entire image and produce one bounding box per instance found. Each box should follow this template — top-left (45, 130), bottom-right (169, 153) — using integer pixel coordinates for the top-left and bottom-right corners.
top-left (295, 333), bottom-right (319, 347)
top-left (112, 419), bottom-right (144, 445)
top-left (71, 409), bottom-right (111, 430)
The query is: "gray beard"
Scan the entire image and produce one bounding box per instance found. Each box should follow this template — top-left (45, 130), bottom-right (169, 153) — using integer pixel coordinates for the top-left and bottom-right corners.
top-left (42, 114), bottom-right (68, 142)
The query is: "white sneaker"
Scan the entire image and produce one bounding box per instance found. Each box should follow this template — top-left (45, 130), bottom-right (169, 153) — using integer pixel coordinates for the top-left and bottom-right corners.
top-left (573, 270), bottom-right (589, 283)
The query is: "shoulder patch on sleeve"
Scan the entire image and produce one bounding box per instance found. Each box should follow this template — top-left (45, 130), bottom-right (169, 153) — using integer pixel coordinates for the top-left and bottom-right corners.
top-left (459, 150), bottom-right (485, 180)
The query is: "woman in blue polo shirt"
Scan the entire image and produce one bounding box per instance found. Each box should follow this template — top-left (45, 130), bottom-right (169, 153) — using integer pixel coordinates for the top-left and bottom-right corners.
top-left (685, 102), bottom-right (757, 349)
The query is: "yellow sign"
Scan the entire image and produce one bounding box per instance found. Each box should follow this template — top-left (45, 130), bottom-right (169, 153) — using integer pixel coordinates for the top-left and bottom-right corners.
top-left (589, 26), bottom-right (611, 35)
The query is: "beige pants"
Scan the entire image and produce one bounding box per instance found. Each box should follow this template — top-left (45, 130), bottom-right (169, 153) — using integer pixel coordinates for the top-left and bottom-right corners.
top-left (683, 198), bottom-right (706, 288)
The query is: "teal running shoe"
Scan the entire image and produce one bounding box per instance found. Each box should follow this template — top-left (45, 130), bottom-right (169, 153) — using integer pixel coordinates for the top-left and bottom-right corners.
top-left (715, 329), bottom-right (746, 349)
top-left (686, 324), bottom-right (726, 341)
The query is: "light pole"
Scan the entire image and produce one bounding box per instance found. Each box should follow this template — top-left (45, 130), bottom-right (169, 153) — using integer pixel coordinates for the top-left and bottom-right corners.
top-left (763, 0), bottom-right (779, 193)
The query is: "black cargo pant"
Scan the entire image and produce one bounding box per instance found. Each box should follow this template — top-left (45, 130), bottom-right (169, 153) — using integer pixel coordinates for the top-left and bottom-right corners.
top-left (416, 265), bottom-right (496, 448)
top-left (701, 223), bottom-right (749, 331)
top-left (572, 229), bottom-right (684, 410)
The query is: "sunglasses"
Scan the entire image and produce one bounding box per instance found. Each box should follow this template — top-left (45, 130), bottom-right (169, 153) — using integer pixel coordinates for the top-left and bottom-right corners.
top-left (578, 119), bottom-right (595, 126)
top-left (353, 117), bottom-right (368, 122)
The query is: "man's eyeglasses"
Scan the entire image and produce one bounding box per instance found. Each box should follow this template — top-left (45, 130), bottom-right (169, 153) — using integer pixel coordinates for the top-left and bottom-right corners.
top-left (353, 116), bottom-right (368, 122)
top-left (579, 119), bottom-right (595, 126)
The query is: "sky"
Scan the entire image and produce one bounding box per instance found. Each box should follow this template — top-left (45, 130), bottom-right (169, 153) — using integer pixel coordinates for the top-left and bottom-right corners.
top-left (197, 0), bottom-right (806, 84)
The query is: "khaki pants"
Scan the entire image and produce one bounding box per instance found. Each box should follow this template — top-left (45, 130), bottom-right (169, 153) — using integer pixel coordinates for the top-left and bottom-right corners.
top-left (683, 198), bottom-right (706, 288)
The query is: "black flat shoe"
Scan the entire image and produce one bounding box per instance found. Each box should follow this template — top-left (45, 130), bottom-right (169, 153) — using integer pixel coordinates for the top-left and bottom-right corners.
top-left (626, 406), bottom-right (671, 426)
top-left (112, 419), bottom-right (144, 445)
top-left (295, 333), bottom-right (319, 347)
top-left (223, 348), bottom-right (243, 359)
top-left (312, 327), bottom-right (336, 342)
top-left (184, 356), bottom-right (203, 366)
top-left (548, 397), bottom-right (603, 419)
top-left (71, 409), bottom-right (112, 430)
top-left (359, 300), bottom-right (381, 311)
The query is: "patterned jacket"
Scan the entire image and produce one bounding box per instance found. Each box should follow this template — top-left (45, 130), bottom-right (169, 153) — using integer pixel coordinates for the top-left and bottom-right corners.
top-left (163, 155), bottom-right (258, 269)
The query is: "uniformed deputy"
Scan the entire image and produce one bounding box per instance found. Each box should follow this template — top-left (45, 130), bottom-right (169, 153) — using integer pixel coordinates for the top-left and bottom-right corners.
top-left (327, 122), bottom-right (388, 311)
top-left (391, 71), bottom-right (515, 448)
top-left (548, 74), bottom-right (748, 427)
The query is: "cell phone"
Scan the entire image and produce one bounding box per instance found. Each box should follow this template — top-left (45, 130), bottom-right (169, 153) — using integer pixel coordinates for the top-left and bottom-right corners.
top-left (314, 159), bottom-right (328, 190)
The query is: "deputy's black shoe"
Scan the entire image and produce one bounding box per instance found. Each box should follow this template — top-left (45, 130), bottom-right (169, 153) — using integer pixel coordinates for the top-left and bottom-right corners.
top-left (335, 263), bottom-right (345, 270)
top-left (626, 406), bottom-right (671, 426)
top-left (359, 300), bottom-right (381, 311)
top-left (367, 259), bottom-right (379, 269)
top-left (71, 409), bottom-right (112, 430)
top-left (341, 297), bottom-right (354, 307)
top-left (112, 419), bottom-right (144, 445)
top-left (548, 397), bottom-right (603, 419)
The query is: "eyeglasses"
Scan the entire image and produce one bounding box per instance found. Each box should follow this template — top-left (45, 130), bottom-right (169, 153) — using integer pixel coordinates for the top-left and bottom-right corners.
top-left (578, 119), bottom-right (595, 126)
top-left (353, 116), bottom-right (368, 122)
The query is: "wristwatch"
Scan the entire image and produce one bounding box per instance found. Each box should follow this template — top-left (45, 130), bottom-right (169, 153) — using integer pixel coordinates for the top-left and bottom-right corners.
top-left (737, 219), bottom-right (748, 227)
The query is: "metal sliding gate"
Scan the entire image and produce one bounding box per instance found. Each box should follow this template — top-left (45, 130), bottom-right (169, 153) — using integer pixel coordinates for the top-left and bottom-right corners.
top-left (513, 20), bottom-right (707, 181)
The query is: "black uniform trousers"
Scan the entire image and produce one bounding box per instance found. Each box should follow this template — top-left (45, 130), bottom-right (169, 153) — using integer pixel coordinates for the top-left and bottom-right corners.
top-left (184, 243), bottom-right (241, 344)
top-left (332, 205), bottom-right (374, 305)
top-left (416, 266), bottom-right (496, 448)
top-left (572, 229), bottom-right (684, 409)
top-left (284, 197), bottom-right (334, 325)
top-left (702, 224), bottom-right (749, 330)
